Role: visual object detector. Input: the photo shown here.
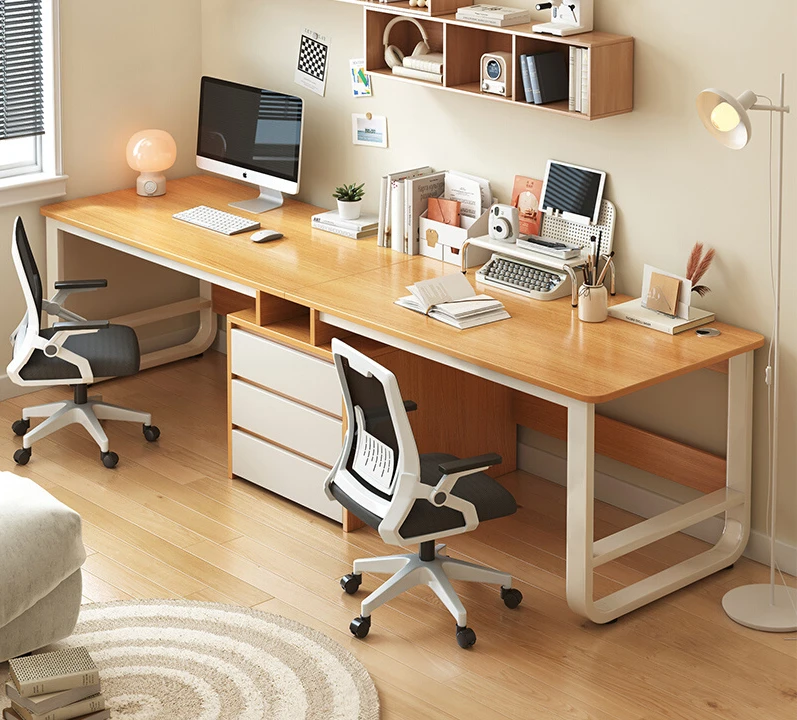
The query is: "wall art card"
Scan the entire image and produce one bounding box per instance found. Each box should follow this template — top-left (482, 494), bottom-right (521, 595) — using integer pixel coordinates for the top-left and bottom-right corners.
top-left (350, 58), bottom-right (372, 98)
top-left (352, 114), bottom-right (388, 148)
top-left (295, 28), bottom-right (330, 96)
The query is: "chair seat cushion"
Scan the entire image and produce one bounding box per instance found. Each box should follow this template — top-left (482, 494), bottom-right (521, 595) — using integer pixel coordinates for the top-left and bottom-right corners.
top-left (397, 453), bottom-right (517, 539)
top-left (19, 324), bottom-right (140, 381)
top-left (0, 473), bottom-right (86, 629)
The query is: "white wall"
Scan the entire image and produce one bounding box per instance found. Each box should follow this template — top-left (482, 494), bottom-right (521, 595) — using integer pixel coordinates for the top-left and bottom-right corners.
top-left (200, 0), bottom-right (797, 547)
top-left (0, 0), bottom-right (203, 396)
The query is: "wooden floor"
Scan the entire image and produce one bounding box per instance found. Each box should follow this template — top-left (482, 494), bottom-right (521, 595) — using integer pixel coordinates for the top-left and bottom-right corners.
top-left (1, 351), bottom-right (795, 720)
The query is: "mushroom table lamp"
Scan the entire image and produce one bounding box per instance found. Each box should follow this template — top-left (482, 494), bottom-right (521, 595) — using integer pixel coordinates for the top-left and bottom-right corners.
top-left (126, 129), bottom-right (177, 197)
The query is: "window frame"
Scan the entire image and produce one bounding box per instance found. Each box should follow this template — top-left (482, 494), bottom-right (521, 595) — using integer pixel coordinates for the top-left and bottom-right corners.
top-left (0, 0), bottom-right (66, 207)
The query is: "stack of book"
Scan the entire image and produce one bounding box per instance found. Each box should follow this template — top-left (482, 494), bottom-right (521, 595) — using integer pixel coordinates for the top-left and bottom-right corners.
top-left (4, 648), bottom-right (108, 720)
top-left (311, 210), bottom-right (378, 240)
top-left (568, 47), bottom-right (590, 114)
top-left (455, 4), bottom-right (531, 27)
top-left (518, 52), bottom-right (569, 106)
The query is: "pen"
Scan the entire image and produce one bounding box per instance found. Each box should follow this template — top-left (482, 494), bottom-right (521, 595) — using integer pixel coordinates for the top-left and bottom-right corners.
top-left (595, 231), bottom-right (602, 282)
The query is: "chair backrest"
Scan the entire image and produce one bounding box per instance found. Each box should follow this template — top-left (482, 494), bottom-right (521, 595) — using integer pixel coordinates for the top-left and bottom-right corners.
top-left (12, 217), bottom-right (43, 336)
top-left (327, 339), bottom-right (421, 535)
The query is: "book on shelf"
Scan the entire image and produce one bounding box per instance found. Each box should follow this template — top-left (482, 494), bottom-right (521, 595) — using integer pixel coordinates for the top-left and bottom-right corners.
top-left (581, 48), bottom-right (590, 114)
top-left (569, 47), bottom-right (590, 114)
top-left (391, 66), bottom-right (443, 84)
top-left (4, 683), bottom-right (101, 717)
top-left (9, 694), bottom-right (105, 720)
top-left (311, 210), bottom-right (378, 232)
top-left (395, 273), bottom-right (510, 330)
top-left (526, 55), bottom-right (542, 104)
top-left (568, 47), bottom-right (576, 111)
top-left (456, 4), bottom-right (531, 27)
top-left (530, 52), bottom-right (569, 104)
top-left (519, 54), bottom-right (533, 103)
top-left (8, 648), bottom-right (99, 698)
top-left (3, 710), bottom-right (108, 720)
top-left (607, 297), bottom-right (716, 334)
top-left (311, 220), bottom-right (376, 240)
top-left (402, 52), bottom-right (444, 74)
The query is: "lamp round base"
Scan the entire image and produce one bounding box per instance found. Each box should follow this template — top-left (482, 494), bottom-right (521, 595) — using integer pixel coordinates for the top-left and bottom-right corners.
top-left (722, 584), bottom-right (797, 632)
top-left (136, 172), bottom-right (166, 197)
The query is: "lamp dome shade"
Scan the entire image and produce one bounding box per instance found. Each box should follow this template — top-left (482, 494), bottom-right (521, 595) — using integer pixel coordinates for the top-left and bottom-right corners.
top-left (696, 88), bottom-right (756, 150)
top-left (126, 130), bottom-right (177, 172)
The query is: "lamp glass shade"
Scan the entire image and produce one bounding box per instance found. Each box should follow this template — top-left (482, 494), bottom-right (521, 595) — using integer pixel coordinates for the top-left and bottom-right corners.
top-left (126, 129), bottom-right (177, 172)
top-left (696, 88), bottom-right (756, 150)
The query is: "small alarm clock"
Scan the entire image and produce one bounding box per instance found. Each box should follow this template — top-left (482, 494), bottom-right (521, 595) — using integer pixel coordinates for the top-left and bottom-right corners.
top-left (480, 51), bottom-right (513, 96)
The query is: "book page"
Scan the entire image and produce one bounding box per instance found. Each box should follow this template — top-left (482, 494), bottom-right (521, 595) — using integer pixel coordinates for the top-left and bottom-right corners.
top-left (352, 407), bottom-right (395, 493)
top-left (407, 273), bottom-right (475, 312)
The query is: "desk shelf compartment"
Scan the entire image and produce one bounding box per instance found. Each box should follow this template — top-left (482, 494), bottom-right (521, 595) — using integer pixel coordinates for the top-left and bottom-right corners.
top-left (362, 6), bottom-right (634, 119)
top-left (340, 0), bottom-right (471, 17)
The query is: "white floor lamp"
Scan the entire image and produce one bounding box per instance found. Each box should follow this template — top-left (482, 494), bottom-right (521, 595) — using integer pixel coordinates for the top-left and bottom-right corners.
top-left (696, 74), bottom-right (796, 632)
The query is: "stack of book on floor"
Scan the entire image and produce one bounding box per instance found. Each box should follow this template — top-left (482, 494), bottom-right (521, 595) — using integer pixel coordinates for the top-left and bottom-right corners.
top-left (395, 273), bottom-right (510, 330)
top-left (4, 647), bottom-right (108, 720)
top-left (311, 210), bottom-right (379, 240)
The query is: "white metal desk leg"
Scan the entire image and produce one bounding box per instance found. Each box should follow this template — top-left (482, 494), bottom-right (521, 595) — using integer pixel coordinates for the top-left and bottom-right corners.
top-left (565, 400), bottom-right (597, 620)
top-left (45, 219), bottom-right (66, 329)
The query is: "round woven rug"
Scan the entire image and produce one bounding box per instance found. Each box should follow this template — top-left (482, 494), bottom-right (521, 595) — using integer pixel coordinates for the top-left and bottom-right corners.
top-left (3, 600), bottom-right (378, 720)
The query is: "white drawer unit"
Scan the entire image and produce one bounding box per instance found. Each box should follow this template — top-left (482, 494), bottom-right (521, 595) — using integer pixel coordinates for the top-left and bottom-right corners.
top-left (232, 430), bottom-right (342, 522)
top-left (230, 329), bottom-right (341, 417)
top-left (232, 379), bottom-right (343, 466)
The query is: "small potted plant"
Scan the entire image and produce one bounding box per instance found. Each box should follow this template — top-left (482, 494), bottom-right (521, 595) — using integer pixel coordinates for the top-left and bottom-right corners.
top-left (333, 182), bottom-right (365, 221)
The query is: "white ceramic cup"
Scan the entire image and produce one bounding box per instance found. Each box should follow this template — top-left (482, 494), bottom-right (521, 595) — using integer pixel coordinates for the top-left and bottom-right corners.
top-left (578, 284), bottom-right (608, 323)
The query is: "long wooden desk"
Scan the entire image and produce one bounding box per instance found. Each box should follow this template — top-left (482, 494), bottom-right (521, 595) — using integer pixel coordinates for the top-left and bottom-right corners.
top-left (42, 175), bottom-right (765, 623)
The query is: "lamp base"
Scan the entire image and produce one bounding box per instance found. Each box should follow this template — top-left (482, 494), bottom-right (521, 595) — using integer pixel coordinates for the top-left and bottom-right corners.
top-left (722, 584), bottom-right (797, 632)
top-left (137, 172), bottom-right (166, 197)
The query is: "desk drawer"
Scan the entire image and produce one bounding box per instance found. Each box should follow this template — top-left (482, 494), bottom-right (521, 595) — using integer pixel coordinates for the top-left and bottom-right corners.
top-left (230, 329), bottom-right (341, 417)
top-left (232, 379), bottom-right (342, 466)
top-left (232, 430), bottom-right (342, 523)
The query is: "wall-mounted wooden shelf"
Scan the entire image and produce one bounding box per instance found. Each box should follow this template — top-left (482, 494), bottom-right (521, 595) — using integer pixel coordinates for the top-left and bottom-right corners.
top-left (347, 1), bottom-right (634, 120)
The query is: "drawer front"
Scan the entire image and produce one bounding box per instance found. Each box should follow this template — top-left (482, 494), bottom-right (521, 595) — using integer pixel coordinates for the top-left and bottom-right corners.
top-left (231, 329), bottom-right (341, 417)
top-left (232, 379), bottom-right (342, 466)
top-left (232, 429), bottom-right (342, 523)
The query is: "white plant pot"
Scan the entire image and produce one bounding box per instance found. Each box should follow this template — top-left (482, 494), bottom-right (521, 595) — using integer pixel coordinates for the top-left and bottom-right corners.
top-left (337, 199), bottom-right (362, 221)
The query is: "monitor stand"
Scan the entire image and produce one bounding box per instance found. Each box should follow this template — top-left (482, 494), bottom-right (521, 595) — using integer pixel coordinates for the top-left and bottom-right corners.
top-left (229, 186), bottom-right (284, 214)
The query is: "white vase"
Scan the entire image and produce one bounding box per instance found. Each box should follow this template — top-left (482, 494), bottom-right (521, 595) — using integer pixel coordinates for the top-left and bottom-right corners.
top-left (337, 199), bottom-right (362, 221)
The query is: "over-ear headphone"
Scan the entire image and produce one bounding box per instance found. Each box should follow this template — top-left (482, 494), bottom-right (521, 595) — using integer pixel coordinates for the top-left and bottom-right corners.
top-left (383, 16), bottom-right (431, 70)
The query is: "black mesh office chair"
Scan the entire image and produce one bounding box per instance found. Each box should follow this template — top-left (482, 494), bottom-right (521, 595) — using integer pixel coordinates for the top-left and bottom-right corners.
top-left (7, 217), bottom-right (160, 468)
top-left (325, 339), bottom-right (523, 648)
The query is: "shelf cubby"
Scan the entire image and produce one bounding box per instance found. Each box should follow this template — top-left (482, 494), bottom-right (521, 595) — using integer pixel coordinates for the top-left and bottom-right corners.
top-left (357, 3), bottom-right (634, 120)
top-left (339, 0), bottom-right (471, 18)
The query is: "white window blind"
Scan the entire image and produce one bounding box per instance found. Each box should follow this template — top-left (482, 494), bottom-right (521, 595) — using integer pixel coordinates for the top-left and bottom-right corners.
top-left (0, 0), bottom-right (44, 141)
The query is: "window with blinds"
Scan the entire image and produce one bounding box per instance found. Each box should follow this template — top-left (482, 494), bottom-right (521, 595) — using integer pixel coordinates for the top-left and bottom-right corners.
top-left (0, 0), bottom-right (45, 142)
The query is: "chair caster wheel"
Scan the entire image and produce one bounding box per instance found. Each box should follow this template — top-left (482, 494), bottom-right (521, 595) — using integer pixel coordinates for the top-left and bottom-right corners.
top-left (101, 451), bottom-right (119, 469)
top-left (455, 625), bottom-right (476, 649)
top-left (350, 616), bottom-right (371, 639)
top-left (501, 587), bottom-right (523, 609)
top-left (13, 448), bottom-right (31, 465)
top-left (143, 424), bottom-right (160, 442)
top-left (12, 419), bottom-right (30, 437)
top-left (340, 573), bottom-right (362, 595)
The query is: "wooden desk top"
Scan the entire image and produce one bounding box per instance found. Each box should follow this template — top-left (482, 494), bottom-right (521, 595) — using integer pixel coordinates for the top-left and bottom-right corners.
top-left (43, 175), bottom-right (765, 403)
top-left (286, 259), bottom-right (765, 404)
top-left (42, 175), bottom-right (409, 297)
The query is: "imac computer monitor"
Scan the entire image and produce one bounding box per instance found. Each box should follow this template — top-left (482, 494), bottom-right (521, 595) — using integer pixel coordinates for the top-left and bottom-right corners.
top-left (197, 76), bottom-right (304, 214)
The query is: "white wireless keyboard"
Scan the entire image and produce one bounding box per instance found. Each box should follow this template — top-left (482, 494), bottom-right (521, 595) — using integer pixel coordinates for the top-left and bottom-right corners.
top-left (173, 205), bottom-right (260, 236)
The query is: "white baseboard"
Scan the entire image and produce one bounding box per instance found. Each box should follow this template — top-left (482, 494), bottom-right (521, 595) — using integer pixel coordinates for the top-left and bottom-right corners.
top-left (518, 442), bottom-right (797, 578)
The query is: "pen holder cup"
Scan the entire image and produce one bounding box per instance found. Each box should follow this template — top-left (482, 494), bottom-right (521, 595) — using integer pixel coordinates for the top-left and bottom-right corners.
top-left (578, 284), bottom-right (608, 323)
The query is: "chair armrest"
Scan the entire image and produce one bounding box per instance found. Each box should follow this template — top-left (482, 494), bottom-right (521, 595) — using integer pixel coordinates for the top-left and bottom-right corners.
top-left (52, 320), bottom-right (110, 331)
top-left (437, 453), bottom-right (502, 475)
top-left (54, 279), bottom-right (107, 290)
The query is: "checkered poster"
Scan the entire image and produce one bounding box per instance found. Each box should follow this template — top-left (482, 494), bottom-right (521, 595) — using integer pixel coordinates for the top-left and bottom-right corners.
top-left (295, 29), bottom-right (330, 97)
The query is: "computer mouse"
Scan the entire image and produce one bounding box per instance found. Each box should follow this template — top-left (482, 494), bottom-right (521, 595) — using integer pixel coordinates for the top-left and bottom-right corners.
top-left (251, 230), bottom-right (283, 243)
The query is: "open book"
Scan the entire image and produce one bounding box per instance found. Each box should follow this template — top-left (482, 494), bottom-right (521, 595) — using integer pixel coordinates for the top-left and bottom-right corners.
top-left (395, 273), bottom-right (510, 330)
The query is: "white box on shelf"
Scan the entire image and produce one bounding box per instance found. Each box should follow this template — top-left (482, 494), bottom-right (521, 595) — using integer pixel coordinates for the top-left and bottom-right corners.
top-left (419, 210), bottom-right (491, 267)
